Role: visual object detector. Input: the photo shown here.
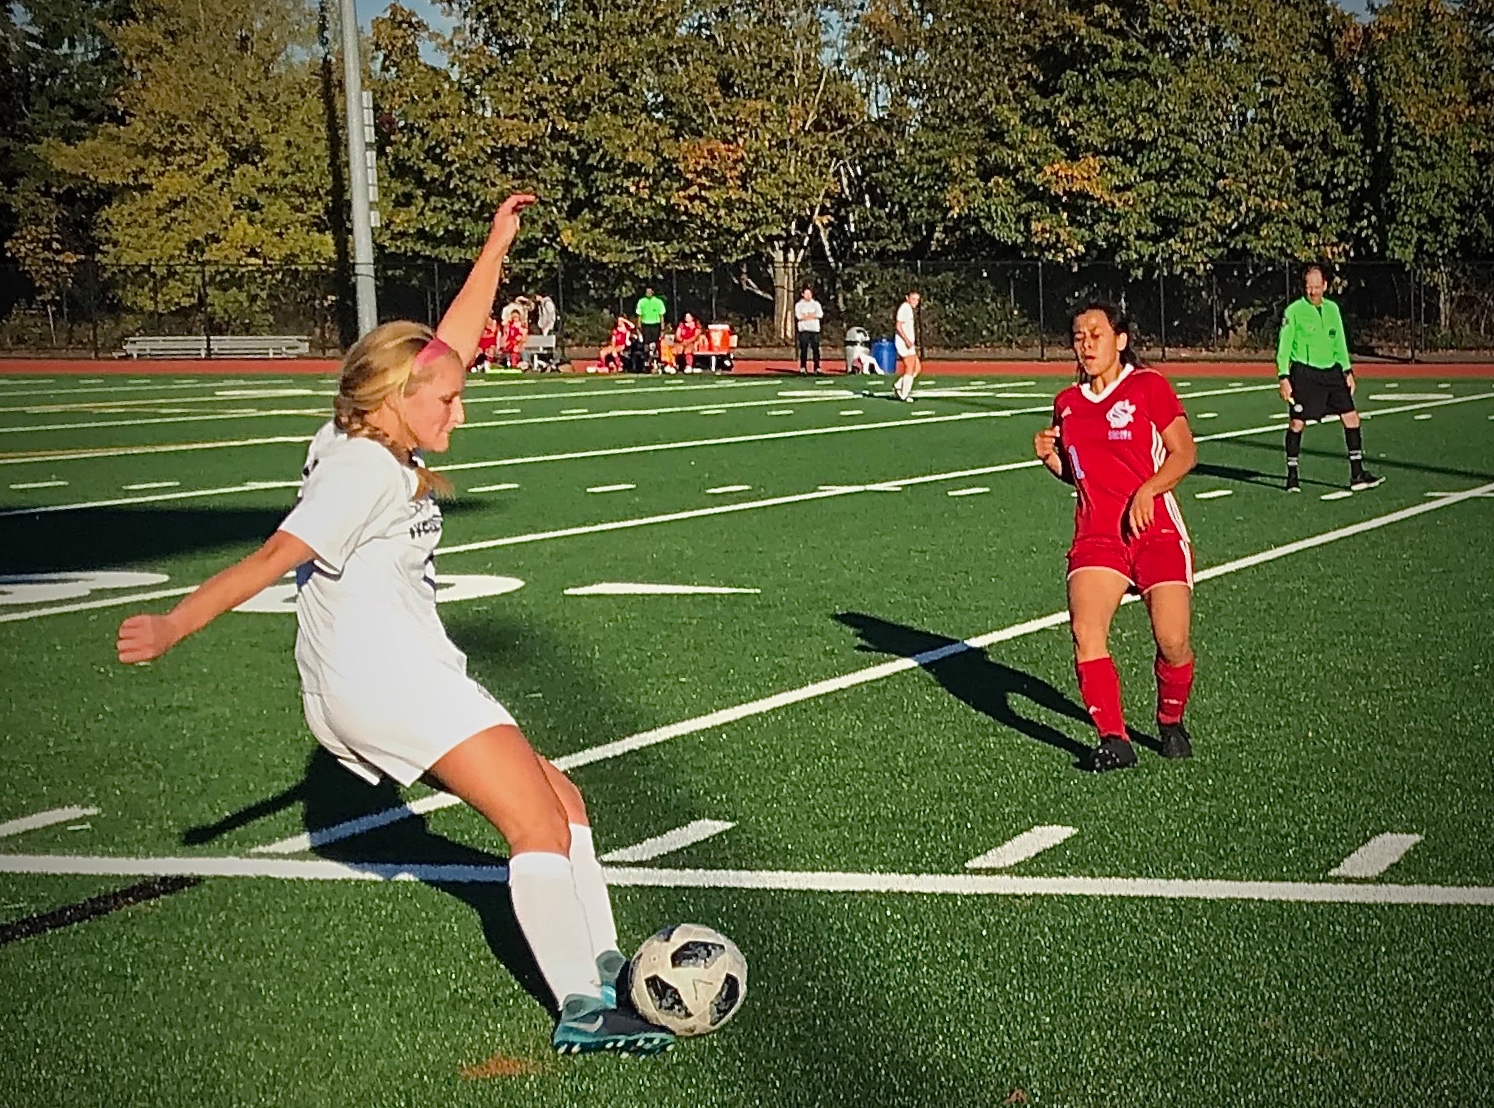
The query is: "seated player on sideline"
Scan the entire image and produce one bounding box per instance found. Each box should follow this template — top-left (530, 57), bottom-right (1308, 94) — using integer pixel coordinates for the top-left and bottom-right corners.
top-left (115, 195), bottom-right (675, 1057)
top-left (673, 311), bottom-right (703, 372)
top-left (599, 315), bottom-right (634, 373)
top-left (1034, 301), bottom-right (1199, 772)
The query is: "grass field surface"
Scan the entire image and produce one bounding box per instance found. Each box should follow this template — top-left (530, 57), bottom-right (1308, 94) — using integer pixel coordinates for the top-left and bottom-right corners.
top-left (1, 368), bottom-right (1492, 1107)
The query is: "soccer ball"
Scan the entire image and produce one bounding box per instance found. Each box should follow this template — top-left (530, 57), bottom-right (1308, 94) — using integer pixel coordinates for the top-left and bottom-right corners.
top-left (628, 924), bottom-right (747, 1036)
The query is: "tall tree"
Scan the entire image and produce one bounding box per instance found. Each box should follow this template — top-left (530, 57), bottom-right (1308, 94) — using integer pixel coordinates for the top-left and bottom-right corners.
top-left (45, 0), bottom-right (334, 315)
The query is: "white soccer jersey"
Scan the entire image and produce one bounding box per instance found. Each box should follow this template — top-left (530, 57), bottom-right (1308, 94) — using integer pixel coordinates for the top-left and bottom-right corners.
top-left (896, 301), bottom-right (917, 355)
top-left (280, 425), bottom-right (465, 696)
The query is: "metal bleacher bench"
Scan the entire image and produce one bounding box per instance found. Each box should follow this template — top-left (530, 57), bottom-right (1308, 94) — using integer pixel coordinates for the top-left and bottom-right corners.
top-left (120, 334), bottom-right (311, 359)
top-left (520, 333), bottom-right (558, 369)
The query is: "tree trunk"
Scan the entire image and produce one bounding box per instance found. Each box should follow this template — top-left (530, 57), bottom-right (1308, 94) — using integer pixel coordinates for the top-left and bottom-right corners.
top-left (769, 240), bottom-right (804, 344)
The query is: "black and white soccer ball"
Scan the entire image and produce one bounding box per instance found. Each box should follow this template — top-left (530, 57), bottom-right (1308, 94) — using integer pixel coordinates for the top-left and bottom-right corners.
top-left (628, 923), bottom-right (747, 1036)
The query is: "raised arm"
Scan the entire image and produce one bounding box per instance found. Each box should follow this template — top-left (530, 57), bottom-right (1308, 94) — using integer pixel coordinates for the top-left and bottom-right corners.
top-left (434, 193), bottom-right (537, 366)
top-left (116, 530), bottom-right (315, 664)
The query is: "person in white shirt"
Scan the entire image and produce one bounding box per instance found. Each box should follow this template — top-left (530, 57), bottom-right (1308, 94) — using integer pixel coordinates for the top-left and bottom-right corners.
top-left (535, 292), bottom-right (557, 336)
top-left (893, 290), bottom-right (921, 401)
top-left (114, 194), bottom-right (674, 1059)
top-left (794, 286), bottom-right (823, 375)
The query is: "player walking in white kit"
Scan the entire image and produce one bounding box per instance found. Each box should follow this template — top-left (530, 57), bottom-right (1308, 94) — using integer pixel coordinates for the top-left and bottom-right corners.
top-left (893, 290), bottom-right (921, 401)
top-left (115, 195), bottom-right (673, 1057)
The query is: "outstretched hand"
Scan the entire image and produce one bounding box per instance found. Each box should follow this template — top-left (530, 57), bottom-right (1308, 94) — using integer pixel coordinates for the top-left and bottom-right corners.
top-left (117, 613), bottom-right (181, 664)
top-left (490, 193), bottom-right (538, 248)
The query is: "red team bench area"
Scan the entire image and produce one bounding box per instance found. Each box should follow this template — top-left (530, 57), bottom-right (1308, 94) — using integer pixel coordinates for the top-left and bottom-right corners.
top-left (4, 357), bottom-right (1494, 378)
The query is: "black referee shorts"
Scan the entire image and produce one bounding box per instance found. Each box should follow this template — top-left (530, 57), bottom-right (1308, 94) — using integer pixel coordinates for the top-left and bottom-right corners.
top-left (1288, 362), bottom-right (1355, 423)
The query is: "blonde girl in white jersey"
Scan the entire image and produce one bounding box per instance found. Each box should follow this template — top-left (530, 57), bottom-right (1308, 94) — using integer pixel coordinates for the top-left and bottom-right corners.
top-left (115, 195), bottom-right (674, 1057)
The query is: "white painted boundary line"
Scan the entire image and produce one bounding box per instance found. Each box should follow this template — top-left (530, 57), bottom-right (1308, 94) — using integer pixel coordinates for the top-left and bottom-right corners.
top-left (0, 481), bottom-right (299, 519)
top-left (0, 434), bottom-right (312, 467)
top-left (965, 826), bottom-right (1077, 869)
top-left (0, 586), bottom-right (195, 624)
top-left (0, 381), bottom-right (1265, 471)
top-left (248, 791), bottom-right (460, 855)
top-left (4, 394), bottom-right (1488, 627)
top-left (599, 819), bottom-right (735, 863)
top-left (0, 806), bottom-right (101, 838)
top-left (0, 409), bottom-right (326, 436)
top-left (1329, 833), bottom-right (1423, 878)
top-left (279, 476), bottom-right (1494, 853)
top-left (1, 853), bottom-right (1491, 905)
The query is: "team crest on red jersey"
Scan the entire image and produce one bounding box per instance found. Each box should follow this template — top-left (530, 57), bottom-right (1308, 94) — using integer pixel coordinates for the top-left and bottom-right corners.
top-left (1106, 399), bottom-right (1136, 428)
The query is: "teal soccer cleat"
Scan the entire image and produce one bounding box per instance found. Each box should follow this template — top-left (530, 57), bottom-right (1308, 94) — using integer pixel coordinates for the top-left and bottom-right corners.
top-left (551, 995), bottom-right (674, 1057)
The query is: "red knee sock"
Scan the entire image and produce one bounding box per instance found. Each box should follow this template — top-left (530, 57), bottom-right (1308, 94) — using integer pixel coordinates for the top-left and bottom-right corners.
top-left (1154, 655), bottom-right (1195, 725)
top-left (1076, 656), bottom-right (1127, 739)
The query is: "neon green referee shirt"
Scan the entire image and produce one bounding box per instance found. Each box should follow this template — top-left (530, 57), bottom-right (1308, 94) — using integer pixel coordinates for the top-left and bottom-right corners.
top-left (1275, 296), bottom-right (1351, 378)
top-left (636, 295), bottom-right (667, 326)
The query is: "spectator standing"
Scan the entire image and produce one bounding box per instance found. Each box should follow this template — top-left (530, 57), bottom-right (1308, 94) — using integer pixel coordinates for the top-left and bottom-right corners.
top-left (794, 286), bottom-right (823, 374)
top-left (535, 293), bottom-right (557, 336)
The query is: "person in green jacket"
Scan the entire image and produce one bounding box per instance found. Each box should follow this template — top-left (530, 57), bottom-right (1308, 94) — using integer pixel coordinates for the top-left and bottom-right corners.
top-left (1276, 264), bottom-right (1381, 493)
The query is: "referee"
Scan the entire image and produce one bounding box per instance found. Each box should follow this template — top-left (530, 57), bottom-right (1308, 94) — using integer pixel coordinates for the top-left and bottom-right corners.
top-left (1276, 264), bottom-right (1381, 493)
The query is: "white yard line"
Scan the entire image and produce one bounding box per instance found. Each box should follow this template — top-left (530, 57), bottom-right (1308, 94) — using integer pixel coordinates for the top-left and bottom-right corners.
top-left (946, 486), bottom-right (990, 497)
top-left (0, 409), bottom-right (326, 435)
top-left (1195, 489), bottom-right (1233, 499)
top-left (249, 791), bottom-right (460, 855)
top-left (598, 819), bottom-right (736, 863)
top-left (0, 481), bottom-right (299, 519)
top-left (121, 480), bottom-right (180, 491)
top-left (468, 482), bottom-right (520, 493)
top-left (0, 434), bottom-right (313, 467)
top-left (585, 483), bottom-right (636, 493)
top-left (0, 806), bottom-right (101, 839)
top-left (965, 826), bottom-right (1077, 869)
top-left (8, 480), bottom-right (67, 490)
top-left (1329, 833), bottom-right (1423, 878)
top-left (285, 479), bottom-right (1494, 851)
top-left (1, 852), bottom-right (1491, 905)
top-left (0, 586), bottom-right (195, 624)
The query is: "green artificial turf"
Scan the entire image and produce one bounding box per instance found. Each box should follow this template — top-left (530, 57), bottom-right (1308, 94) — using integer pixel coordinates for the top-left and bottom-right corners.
top-left (0, 370), bottom-right (1491, 1107)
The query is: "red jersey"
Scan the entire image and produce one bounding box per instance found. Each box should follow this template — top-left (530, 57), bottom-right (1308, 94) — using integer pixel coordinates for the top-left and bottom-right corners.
top-left (1053, 366), bottom-right (1189, 543)
top-left (609, 324), bottom-right (632, 348)
top-left (675, 319), bottom-right (701, 343)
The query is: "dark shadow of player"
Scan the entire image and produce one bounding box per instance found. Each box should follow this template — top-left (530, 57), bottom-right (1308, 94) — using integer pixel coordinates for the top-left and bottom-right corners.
top-left (835, 611), bottom-right (1162, 766)
top-left (183, 746), bottom-right (552, 1012)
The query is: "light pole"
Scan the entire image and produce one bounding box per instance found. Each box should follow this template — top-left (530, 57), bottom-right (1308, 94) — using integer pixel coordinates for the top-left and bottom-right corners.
top-left (339, 0), bottom-right (378, 336)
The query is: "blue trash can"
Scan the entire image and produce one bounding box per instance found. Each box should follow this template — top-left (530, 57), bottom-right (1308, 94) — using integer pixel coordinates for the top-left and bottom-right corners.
top-left (871, 338), bottom-right (898, 375)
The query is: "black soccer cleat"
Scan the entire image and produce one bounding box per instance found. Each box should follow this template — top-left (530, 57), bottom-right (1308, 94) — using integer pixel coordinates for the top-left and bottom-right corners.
top-left (1350, 470), bottom-right (1383, 491)
top-left (1089, 737), bottom-right (1138, 773)
top-left (1158, 721), bottom-right (1193, 759)
top-left (1285, 471), bottom-right (1301, 493)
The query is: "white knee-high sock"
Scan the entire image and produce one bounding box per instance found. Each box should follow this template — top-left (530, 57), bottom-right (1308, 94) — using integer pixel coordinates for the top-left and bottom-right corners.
top-left (568, 824), bottom-right (621, 958)
top-left (507, 851), bottom-right (602, 1005)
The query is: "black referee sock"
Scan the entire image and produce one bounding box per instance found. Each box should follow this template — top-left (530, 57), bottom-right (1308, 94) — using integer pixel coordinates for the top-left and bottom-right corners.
top-left (1285, 428), bottom-right (1302, 474)
top-left (1344, 426), bottom-right (1365, 477)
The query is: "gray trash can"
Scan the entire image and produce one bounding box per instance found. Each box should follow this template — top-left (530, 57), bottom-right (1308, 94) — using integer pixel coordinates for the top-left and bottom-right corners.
top-left (844, 327), bottom-right (871, 373)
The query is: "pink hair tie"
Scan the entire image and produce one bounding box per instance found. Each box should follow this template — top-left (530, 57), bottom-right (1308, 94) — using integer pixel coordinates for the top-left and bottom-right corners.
top-left (414, 335), bottom-right (459, 369)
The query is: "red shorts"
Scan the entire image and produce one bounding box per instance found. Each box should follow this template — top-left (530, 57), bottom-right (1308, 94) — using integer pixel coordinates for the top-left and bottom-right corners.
top-left (1067, 528), bottom-right (1193, 594)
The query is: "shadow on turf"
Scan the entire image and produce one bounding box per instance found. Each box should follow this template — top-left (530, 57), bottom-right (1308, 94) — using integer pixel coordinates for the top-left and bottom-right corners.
top-left (835, 612), bottom-right (1164, 765)
top-left (183, 746), bottom-right (553, 1013)
top-left (1224, 436), bottom-right (1494, 485)
top-left (0, 500), bottom-right (489, 573)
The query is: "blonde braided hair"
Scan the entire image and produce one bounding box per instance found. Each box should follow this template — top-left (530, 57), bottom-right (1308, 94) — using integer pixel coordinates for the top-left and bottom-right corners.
top-left (333, 320), bottom-right (455, 500)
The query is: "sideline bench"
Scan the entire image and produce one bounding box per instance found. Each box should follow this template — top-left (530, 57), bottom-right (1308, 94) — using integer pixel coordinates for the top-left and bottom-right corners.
top-left (120, 334), bottom-right (311, 359)
top-left (521, 333), bottom-right (558, 369)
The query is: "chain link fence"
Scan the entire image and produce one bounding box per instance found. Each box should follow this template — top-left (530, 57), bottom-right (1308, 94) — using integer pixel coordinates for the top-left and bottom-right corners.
top-left (4, 257), bottom-right (1491, 361)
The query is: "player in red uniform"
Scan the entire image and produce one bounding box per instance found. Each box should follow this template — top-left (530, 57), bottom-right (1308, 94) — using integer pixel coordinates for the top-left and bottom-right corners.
top-left (1034, 301), bottom-right (1199, 772)
top-left (672, 312), bottom-right (703, 372)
